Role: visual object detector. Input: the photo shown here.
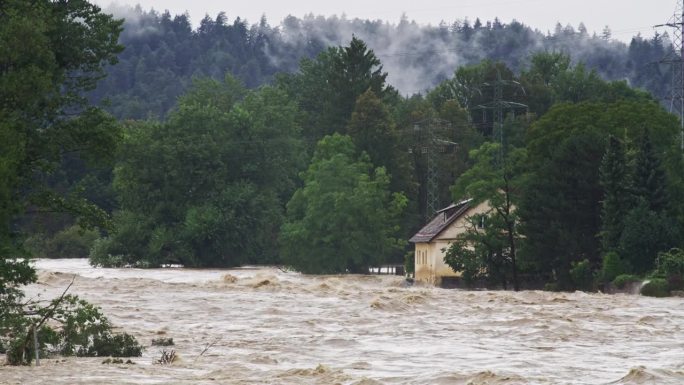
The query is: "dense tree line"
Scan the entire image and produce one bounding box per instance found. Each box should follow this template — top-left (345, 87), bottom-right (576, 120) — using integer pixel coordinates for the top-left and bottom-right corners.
top-left (90, 6), bottom-right (672, 120)
top-left (441, 56), bottom-right (683, 291)
top-left (91, 76), bottom-right (305, 267)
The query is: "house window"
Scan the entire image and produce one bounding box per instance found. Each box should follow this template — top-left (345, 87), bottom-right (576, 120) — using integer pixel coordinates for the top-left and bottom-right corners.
top-left (417, 250), bottom-right (428, 265)
top-left (477, 215), bottom-right (486, 229)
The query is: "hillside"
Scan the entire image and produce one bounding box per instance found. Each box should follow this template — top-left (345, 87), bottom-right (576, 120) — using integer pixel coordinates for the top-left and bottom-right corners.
top-left (91, 5), bottom-right (672, 120)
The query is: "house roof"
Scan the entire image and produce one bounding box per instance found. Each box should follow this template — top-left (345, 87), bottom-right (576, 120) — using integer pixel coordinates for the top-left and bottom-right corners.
top-left (409, 199), bottom-right (472, 243)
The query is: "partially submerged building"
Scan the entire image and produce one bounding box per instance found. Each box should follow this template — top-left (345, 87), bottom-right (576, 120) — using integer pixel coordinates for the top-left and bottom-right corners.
top-left (409, 199), bottom-right (491, 285)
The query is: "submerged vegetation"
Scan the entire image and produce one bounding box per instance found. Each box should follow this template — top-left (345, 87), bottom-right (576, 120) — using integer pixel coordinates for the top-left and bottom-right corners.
top-left (3, 2), bottom-right (684, 365)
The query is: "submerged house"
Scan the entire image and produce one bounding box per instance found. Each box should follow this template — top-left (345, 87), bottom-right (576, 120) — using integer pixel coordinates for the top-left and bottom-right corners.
top-left (409, 199), bottom-right (491, 285)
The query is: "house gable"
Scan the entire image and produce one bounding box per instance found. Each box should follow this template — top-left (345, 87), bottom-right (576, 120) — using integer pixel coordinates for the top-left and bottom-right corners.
top-left (408, 199), bottom-right (472, 244)
top-left (410, 200), bottom-right (492, 285)
top-left (436, 201), bottom-right (492, 240)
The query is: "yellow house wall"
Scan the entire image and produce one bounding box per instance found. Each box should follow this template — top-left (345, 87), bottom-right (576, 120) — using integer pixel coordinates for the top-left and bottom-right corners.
top-left (414, 201), bottom-right (492, 285)
top-left (437, 201), bottom-right (491, 240)
top-left (414, 243), bottom-right (431, 282)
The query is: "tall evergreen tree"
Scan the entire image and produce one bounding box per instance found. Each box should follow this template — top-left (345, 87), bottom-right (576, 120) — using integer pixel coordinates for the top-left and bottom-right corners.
top-left (347, 89), bottom-right (413, 195)
top-left (520, 101), bottom-right (679, 288)
top-left (599, 135), bottom-right (629, 253)
top-left (631, 128), bottom-right (668, 212)
top-left (278, 37), bottom-right (396, 142)
top-left (619, 200), bottom-right (678, 274)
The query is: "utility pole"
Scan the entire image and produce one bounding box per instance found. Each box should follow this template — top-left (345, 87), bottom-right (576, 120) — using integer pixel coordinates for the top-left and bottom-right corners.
top-left (655, 0), bottom-right (684, 151)
top-left (408, 118), bottom-right (457, 220)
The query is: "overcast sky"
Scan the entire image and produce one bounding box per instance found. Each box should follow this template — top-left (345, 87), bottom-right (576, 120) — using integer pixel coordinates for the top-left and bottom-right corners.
top-left (96, 0), bottom-right (677, 43)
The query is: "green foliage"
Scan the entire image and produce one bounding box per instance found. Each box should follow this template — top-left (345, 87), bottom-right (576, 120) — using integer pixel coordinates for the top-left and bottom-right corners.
top-left (348, 89), bottom-right (413, 194)
top-left (278, 37), bottom-right (396, 142)
top-left (435, 61), bottom-right (524, 138)
top-left (392, 93), bottom-right (482, 224)
top-left (654, 248), bottom-right (684, 277)
top-left (632, 128), bottom-right (668, 212)
top-left (0, 0), bottom-right (147, 366)
top-left (520, 100), bottom-right (680, 288)
top-left (84, 333), bottom-right (143, 357)
top-left (443, 236), bottom-right (484, 287)
top-left (1, 0), bottom-right (123, 252)
top-left (599, 136), bottom-right (630, 253)
top-left (653, 248), bottom-right (684, 290)
top-left (0, 259), bottom-right (37, 353)
top-left (348, 89), bottom-right (418, 242)
top-left (519, 52), bottom-right (571, 115)
top-left (3, 294), bottom-right (142, 364)
top-left (619, 201), bottom-right (679, 275)
top-left (48, 295), bottom-right (111, 356)
top-left (25, 226), bottom-right (99, 259)
top-left (280, 134), bottom-right (407, 274)
top-left (444, 213), bottom-right (509, 288)
top-left (449, 141), bottom-right (526, 290)
top-left (543, 282), bottom-right (560, 292)
top-left (570, 259), bottom-right (595, 292)
top-left (601, 251), bottom-right (627, 283)
top-left (404, 251), bottom-right (415, 275)
top-left (640, 278), bottom-right (670, 298)
top-left (88, 211), bottom-right (152, 267)
top-left (612, 274), bottom-right (641, 289)
top-left (95, 77), bottom-right (304, 267)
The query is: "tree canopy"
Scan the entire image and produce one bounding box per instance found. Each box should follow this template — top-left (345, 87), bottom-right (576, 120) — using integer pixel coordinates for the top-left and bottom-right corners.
top-left (520, 101), bottom-right (680, 288)
top-left (91, 76), bottom-right (304, 267)
top-left (280, 134), bottom-right (407, 274)
top-left (1, 0), bottom-right (140, 365)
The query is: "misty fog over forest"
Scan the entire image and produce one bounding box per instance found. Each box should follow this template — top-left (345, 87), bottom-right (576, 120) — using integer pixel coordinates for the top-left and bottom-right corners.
top-left (92, 5), bottom-right (671, 119)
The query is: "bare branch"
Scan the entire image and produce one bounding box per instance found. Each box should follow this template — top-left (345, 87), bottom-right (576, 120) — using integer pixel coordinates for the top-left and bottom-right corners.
top-left (194, 337), bottom-right (221, 362)
top-left (35, 275), bottom-right (75, 330)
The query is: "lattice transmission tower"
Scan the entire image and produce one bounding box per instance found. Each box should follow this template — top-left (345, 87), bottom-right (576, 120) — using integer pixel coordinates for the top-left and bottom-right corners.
top-left (656, 0), bottom-right (684, 150)
top-left (471, 69), bottom-right (527, 160)
top-left (408, 118), bottom-right (457, 220)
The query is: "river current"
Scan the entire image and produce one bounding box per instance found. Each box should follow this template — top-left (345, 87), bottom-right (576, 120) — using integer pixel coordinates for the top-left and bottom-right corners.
top-left (3, 259), bottom-right (684, 384)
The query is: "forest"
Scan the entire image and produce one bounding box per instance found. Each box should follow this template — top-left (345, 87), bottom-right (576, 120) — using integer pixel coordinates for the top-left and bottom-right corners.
top-left (3, 1), bottom-right (684, 362)
top-left (91, 5), bottom-right (670, 120)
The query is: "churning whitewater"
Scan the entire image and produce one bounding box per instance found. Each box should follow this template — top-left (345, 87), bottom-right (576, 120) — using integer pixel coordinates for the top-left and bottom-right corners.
top-left (3, 259), bottom-right (684, 384)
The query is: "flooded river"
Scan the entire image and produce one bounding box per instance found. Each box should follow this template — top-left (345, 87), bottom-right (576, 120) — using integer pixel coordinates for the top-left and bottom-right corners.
top-left (3, 259), bottom-right (684, 384)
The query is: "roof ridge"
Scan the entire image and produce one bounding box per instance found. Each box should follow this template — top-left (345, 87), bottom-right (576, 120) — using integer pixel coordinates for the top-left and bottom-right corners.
top-left (408, 200), bottom-right (472, 243)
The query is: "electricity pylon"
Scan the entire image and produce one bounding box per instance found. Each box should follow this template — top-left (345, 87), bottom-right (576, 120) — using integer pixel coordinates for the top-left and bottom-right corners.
top-left (471, 69), bottom-right (527, 160)
top-left (655, 0), bottom-right (684, 150)
top-left (408, 118), bottom-right (457, 220)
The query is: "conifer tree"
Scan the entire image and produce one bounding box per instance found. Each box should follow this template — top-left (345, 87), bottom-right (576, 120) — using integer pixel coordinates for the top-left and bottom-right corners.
top-left (631, 128), bottom-right (668, 212)
top-left (599, 135), bottom-right (629, 253)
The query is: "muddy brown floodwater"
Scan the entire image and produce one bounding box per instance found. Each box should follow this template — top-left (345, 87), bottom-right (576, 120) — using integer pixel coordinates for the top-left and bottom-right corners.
top-left (2, 259), bottom-right (684, 384)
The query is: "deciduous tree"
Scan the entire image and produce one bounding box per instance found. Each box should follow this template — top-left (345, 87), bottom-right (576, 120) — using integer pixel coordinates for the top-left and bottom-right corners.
top-left (280, 134), bottom-right (407, 274)
top-left (447, 141), bottom-right (526, 290)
